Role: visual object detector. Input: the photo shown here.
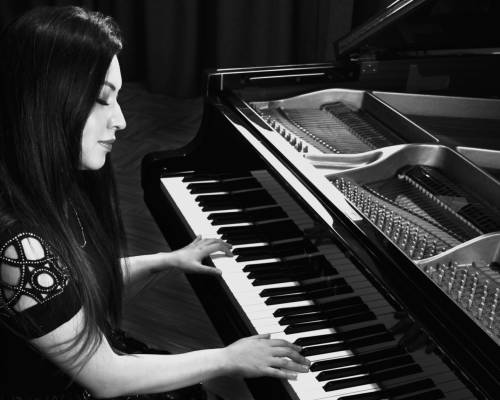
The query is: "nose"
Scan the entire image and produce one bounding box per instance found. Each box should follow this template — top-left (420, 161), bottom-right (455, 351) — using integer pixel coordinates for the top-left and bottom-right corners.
top-left (109, 102), bottom-right (126, 131)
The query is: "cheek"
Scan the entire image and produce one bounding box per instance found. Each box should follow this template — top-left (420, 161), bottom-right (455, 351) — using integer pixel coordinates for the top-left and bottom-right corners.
top-left (81, 114), bottom-right (100, 150)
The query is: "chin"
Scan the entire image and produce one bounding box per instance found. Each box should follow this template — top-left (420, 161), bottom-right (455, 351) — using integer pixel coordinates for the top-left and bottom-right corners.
top-left (80, 157), bottom-right (107, 170)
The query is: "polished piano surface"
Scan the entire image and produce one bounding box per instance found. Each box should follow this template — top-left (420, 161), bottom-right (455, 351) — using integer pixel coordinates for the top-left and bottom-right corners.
top-left (141, 0), bottom-right (500, 399)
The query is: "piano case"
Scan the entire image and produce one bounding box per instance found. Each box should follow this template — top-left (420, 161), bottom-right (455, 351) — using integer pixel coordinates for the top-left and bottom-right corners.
top-left (142, 1), bottom-right (500, 399)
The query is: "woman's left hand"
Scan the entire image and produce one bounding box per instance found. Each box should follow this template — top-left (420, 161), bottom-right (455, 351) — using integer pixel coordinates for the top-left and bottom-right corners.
top-left (168, 235), bottom-right (233, 276)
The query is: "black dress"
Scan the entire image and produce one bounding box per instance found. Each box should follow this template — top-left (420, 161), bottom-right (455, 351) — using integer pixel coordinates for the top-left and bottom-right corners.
top-left (0, 220), bottom-right (205, 400)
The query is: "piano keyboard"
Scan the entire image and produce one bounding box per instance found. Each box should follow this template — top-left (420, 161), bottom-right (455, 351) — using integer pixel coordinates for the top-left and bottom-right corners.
top-left (161, 170), bottom-right (477, 400)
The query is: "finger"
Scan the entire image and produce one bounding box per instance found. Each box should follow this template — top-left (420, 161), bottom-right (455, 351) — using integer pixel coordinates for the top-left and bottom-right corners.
top-left (393, 311), bottom-right (408, 319)
top-left (201, 242), bottom-right (234, 257)
top-left (267, 339), bottom-right (303, 353)
top-left (192, 235), bottom-right (203, 244)
top-left (249, 333), bottom-right (271, 341)
top-left (272, 358), bottom-right (310, 374)
top-left (426, 341), bottom-right (437, 354)
top-left (263, 366), bottom-right (298, 380)
top-left (389, 316), bottom-right (414, 334)
top-left (407, 332), bottom-right (429, 352)
top-left (398, 324), bottom-right (422, 347)
top-left (271, 347), bottom-right (311, 367)
top-left (191, 263), bottom-right (222, 276)
top-left (314, 232), bottom-right (333, 246)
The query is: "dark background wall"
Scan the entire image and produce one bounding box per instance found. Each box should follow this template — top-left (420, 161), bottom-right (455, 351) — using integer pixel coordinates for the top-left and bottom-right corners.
top-left (0, 0), bottom-right (384, 98)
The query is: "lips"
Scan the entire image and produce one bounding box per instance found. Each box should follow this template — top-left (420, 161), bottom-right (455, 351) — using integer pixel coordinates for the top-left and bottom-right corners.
top-left (98, 138), bottom-right (115, 151)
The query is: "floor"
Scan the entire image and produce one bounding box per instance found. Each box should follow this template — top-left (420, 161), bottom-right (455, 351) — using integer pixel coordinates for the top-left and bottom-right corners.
top-left (113, 82), bottom-right (253, 400)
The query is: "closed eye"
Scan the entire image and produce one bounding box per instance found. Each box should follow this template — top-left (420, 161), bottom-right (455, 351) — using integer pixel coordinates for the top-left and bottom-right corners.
top-left (96, 98), bottom-right (109, 106)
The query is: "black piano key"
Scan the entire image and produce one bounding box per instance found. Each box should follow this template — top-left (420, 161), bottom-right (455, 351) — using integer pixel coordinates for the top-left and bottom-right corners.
top-left (246, 206), bottom-right (288, 221)
top-left (347, 332), bottom-right (395, 349)
top-left (383, 379), bottom-right (436, 398)
top-left (285, 320), bottom-right (333, 334)
top-left (225, 236), bottom-right (263, 245)
top-left (274, 296), bottom-right (364, 319)
top-left (266, 293), bottom-right (311, 305)
top-left (324, 304), bottom-right (371, 319)
top-left (252, 276), bottom-right (299, 286)
top-left (302, 342), bottom-right (350, 357)
top-left (248, 269), bottom-right (292, 279)
top-left (309, 285), bottom-right (354, 298)
top-left (273, 239), bottom-right (318, 257)
top-left (234, 246), bottom-right (277, 262)
top-left (217, 171), bottom-right (254, 181)
top-left (187, 182), bottom-right (226, 194)
top-left (223, 177), bottom-right (262, 191)
top-left (195, 193), bottom-right (232, 203)
top-left (200, 202), bottom-right (238, 212)
top-left (310, 346), bottom-right (407, 373)
top-left (224, 234), bottom-right (263, 244)
top-left (329, 311), bottom-right (377, 327)
top-left (182, 174), bottom-right (216, 183)
top-left (273, 305), bottom-right (320, 317)
top-left (317, 365), bottom-right (367, 382)
top-left (337, 380), bottom-right (438, 400)
top-left (244, 261), bottom-right (284, 272)
top-left (293, 333), bottom-right (341, 347)
top-left (343, 324), bottom-right (388, 340)
top-left (359, 346), bottom-right (408, 364)
top-left (310, 356), bottom-right (360, 372)
top-left (250, 265), bottom-right (334, 281)
top-left (233, 190), bottom-right (277, 208)
top-left (294, 323), bottom-right (386, 348)
top-left (397, 389), bottom-right (445, 400)
top-left (374, 364), bottom-right (423, 383)
top-left (279, 311), bottom-right (325, 325)
top-left (281, 303), bottom-right (369, 325)
top-left (182, 171), bottom-right (252, 183)
top-left (218, 225), bottom-right (259, 234)
top-left (366, 355), bottom-right (414, 373)
top-left (209, 212), bottom-right (249, 225)
top-left (284, 255), bottom-right (338, 276)
top-left (261, 279), bottom-right (348, 297)
top-left (324, 376), bottom-right (375, 392)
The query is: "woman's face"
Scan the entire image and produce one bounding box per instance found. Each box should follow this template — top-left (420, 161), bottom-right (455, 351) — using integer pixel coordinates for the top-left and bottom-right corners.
top-left (81, 56), bottom-right (126, 170)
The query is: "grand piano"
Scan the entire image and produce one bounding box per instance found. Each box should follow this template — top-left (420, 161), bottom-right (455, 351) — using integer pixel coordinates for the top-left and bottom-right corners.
top-left (141, 0), bottom-right (500, 399)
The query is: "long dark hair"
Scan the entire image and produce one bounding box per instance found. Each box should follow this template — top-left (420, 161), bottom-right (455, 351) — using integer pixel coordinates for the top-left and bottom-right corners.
top-left (0, 6), bottom-right (126, 367)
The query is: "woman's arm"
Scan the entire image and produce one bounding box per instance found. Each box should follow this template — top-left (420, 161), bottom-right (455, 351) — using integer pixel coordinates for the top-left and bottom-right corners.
top-left (32, 310), bottom-right (310, 398)
top-left (121, 236), bottom-right (232, 287)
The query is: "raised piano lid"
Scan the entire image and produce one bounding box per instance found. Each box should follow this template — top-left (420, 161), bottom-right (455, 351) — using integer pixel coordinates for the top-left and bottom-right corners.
top-left (333, 0), bottom-right (500, 61)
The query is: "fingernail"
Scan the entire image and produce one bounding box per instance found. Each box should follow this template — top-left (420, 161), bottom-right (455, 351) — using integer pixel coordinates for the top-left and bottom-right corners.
top-left (302, 364), bottom-right (309, 371)
top-left (305, 358), bottom-right (311, 365)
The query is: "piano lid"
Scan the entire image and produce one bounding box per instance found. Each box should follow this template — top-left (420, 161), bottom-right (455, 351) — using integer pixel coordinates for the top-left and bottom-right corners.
top-left (333, 0), bottom-right (500, 61)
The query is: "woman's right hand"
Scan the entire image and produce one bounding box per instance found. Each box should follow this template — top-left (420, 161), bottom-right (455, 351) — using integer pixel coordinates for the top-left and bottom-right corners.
top-left (222, 334), bottom-right (311, 380)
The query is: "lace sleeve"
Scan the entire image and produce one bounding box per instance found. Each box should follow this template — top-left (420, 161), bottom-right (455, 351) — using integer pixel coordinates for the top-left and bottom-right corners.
top-left (0, 232), bottom-right (80, 338)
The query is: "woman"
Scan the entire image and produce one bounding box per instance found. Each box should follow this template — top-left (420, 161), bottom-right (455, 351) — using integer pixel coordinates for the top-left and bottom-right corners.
top-left (0, 6), bottom-right (310, 399)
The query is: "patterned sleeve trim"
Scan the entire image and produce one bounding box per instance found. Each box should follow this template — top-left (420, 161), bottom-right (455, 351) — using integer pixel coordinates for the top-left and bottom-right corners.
top-left (0, 233), bottom-right (70, 317)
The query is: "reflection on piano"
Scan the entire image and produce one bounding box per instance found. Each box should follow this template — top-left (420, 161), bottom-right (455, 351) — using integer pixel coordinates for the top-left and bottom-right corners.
top-left (141, 0), bottom-right (500, 398)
